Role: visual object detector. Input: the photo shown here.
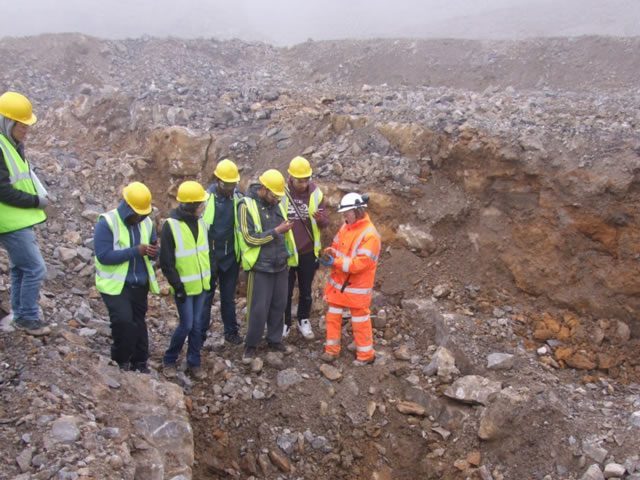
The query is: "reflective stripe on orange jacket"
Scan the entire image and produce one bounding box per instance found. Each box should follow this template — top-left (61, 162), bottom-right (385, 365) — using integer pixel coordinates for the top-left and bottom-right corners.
top-left (323, 213), bottom-right (381, 308)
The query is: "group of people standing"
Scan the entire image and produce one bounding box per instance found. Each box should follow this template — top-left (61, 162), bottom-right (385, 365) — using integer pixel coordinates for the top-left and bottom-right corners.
top-left (0, 90), bottom-right (382, 380)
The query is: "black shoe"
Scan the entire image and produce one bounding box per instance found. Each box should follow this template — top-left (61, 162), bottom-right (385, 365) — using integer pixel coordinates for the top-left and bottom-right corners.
top-left (118, 362), bottom-right (132, 371)
top-left (13, 317), bottom-right (51, 336)
top-left (131, 362), bottom-right (150, 374)
top-left (242, 346), bottom-right (257, 365)
top-left (225, 332), bottom-right (243, 345)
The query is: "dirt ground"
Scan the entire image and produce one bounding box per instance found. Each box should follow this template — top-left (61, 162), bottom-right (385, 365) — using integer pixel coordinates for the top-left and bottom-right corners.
top-left (1, 34), bottom-right (640, 480)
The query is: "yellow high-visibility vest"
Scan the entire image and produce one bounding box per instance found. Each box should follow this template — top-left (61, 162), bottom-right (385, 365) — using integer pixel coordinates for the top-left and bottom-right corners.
top-left (94, 209), bottom-right (160, 295)
top-left (0, 134), bottom-right (46, 234)
top-left (165, 218), bottom-right (211, 295)
top-left (237, 197), bottom-right (298, 271)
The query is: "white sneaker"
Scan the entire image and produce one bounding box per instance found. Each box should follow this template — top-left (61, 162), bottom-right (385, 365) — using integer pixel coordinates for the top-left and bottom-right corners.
top-left (298, 319), bottom-right (315, 340)
top-left (282, 324), bottom-right (291, 338)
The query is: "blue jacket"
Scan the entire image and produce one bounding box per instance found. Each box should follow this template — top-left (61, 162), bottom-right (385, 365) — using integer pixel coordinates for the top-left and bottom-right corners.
top-left (94, 200), bottom-right (158, 288)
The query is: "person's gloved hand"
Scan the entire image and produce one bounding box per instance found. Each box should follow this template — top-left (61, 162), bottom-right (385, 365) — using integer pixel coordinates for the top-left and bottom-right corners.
top-left (318, 253), bottom-right (334, 267)
top-left (37, 195), bottom-right (48, 209)
top-left (175, 288), bottom-right (187, 304)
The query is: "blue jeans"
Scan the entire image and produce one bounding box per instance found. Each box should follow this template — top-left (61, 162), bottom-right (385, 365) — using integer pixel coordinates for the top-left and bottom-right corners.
top-left (0, 227), bottom-right (46, 321)
top-left (163, 290), bottom-right (207, 368)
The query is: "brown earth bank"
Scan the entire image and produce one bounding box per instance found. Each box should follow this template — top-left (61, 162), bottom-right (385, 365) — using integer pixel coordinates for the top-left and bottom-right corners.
top-left (0, 33), bottom-right (639, 480)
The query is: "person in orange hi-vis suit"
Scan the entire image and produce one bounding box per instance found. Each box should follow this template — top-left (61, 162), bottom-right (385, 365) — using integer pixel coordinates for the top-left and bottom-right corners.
top-left (317, 192), bottom-right (381, 366)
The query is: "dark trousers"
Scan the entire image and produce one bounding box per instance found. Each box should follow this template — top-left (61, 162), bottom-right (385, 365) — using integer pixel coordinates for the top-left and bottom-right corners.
top-left (245, 269), bottom-right (287, 348)
top-left (285, 251), bottom-right (318, 327)
top-left (101, 286), bottom-right (149, 365)
top-left (201, 260), bottom-right (240, 339)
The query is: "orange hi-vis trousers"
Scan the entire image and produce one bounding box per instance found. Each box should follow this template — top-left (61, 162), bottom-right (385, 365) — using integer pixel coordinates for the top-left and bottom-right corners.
top-left (324, 303), bottom-right (374, 361)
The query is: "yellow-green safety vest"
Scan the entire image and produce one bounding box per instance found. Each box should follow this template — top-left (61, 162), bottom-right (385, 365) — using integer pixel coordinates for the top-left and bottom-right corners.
top-left (280, 187), bottom-right (323, 257)
top-left (0, 134), bottom-right (47, 234)
top-left (202, 190), bottom-right (242, 262)
top-left (94, 209), bottom-right (160, 295)
top-left (237, 197), bottom-right (298, 271)
top-left (165, 217), bottom-right (211, 295)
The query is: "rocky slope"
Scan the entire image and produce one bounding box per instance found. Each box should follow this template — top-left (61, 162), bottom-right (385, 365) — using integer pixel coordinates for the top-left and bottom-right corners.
top-left (0, 33), bottom-right (639, 479)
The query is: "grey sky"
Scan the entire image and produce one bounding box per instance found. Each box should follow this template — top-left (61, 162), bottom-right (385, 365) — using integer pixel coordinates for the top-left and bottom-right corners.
top-left (2, 0), bottom-right (639, 45)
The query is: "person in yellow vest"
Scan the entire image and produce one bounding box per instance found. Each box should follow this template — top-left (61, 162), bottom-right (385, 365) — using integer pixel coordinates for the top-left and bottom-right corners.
top-left (94, 182), bottom-right (159, 372)
top-left (280, 156), bottom-right (329, 340)
top-left (200, 159), bottom-right (243, 346)
top-left (0, 92), bottom-right (50, 336)
top-left (160, 181), bottom-right (211, 380)
top-left (237, 169), bottom-right (296, 364)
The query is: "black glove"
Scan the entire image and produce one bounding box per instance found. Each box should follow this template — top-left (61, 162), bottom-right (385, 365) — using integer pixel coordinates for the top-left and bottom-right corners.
top-left (175, 288), bottom-right (187, 304)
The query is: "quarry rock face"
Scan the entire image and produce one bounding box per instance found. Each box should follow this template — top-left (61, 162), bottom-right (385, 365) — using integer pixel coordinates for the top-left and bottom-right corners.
top-left (1, 34), bottom-right (640, 480)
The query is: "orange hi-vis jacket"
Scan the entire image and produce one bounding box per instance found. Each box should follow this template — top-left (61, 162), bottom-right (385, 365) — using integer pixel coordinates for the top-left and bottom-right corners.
top-left (324, 213), bottom-right (381, 308)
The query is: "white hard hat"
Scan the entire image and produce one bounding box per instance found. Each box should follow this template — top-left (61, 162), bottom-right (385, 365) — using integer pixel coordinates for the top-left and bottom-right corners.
top-left (337, 192), bottom-right (368, 213)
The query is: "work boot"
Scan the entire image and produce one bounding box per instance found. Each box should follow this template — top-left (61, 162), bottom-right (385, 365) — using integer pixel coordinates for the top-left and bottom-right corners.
top-left (242, 346), bottom-right (257, 365)
top-left (13, 317), bottom-right (51, 336)
top-left (320, 352), bottom-right (338, 363)
top-left (347, 340), bottom-right (357, 352)
top-left (224, 332), bottom-right (243, 345)
top-left (131, 362), bottom-right (150, 374)
top-left (188, 366), bottom-right (206, 380)
top-left (163, 363), bottom-right (177, 378)
top-left (353, 356), bottom-right (375, 367)
top-left (298, 319), bottom-right (315, 340)
top-left (268, 343), bottom-right (293, 355)
top-left (282, 324), bottom-right (291, 339)
top-left (117, 362), bottom-right (132, 372)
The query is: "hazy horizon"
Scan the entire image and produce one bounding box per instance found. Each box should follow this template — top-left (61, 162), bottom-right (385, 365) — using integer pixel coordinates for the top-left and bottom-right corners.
top-left (2, 0), bottom-right (640, 46)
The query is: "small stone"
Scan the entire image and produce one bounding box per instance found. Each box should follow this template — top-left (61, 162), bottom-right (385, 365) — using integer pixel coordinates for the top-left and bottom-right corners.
top-left (603, 463), bottom-right (626, 478)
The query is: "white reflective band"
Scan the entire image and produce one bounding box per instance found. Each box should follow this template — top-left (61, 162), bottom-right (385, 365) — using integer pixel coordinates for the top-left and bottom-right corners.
top-left (0, 141), bottom-right (23, 184)
top-left (180, 270), bottom-right (210, 283)
top-left (325, 339), bottom-right (340, 346)
top-left (357, 344), bottom-right (373, 352)
top-left (148, 269), bottom-right (158, 283)
top-left (168, 219), bottom-right (186, 253)
top-left (96, 270), bottom-right (127, 281)
top-left (356, 248), bottom-right (378, 262)
top-left (169, 218), bottom-right (207, 258)
top-left (328, 306), bottom-right (344, 314)
top-left (351, 314), bottom-right (370, 323)
top-left (352, 228), bottom-right (380, 259)
top-left (105, 211), bottom-right (126, 251)
top-left (334, 250), bottom-right (347, 258)
top-left (345, 286), bottom-right (372, 294)
top-left (175, 243), bottom-right (208, 258)
top-left (328, 278), bottom-right (372, 295)
top-left (9, 171), bottom-right (30, 184)
top-left (342, 257), bottom-right (350, 273)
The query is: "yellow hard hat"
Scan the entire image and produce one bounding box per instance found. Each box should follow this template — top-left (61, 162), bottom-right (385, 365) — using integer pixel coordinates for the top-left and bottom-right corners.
top-left (288, 156), bottom-right (312, 178)
top-left (0, 91), bottom-right (37, 126)
top-left (214, 159), bottom-right (240, 183)
top-left (122, 182), bottom-right (152, 215)
top-left (176, 180), bottom-right (209, 203)
top-left (259, 169), bottom-right (286, 197)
